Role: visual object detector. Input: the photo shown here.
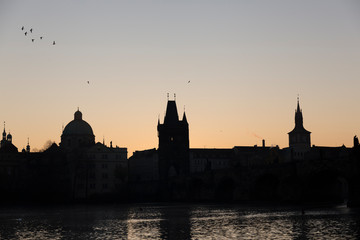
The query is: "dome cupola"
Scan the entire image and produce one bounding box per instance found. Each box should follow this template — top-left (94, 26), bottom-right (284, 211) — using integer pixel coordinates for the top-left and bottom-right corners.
top-left (7, 132), bottom-right (12, 142)
top-left (74, 110), bottom-right (82, 120)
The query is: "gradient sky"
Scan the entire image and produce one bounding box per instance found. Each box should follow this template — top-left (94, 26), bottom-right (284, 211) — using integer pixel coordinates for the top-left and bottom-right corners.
top-left (1, 0), bottom-right (360, 155)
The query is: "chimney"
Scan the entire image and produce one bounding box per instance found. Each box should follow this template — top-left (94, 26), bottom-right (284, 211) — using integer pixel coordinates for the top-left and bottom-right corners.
top-left (262, 139), bottom-right (265, 147)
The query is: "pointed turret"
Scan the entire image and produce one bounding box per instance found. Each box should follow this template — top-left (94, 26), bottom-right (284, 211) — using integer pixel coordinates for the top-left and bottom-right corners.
top-left (164, 100), bottom-right (179, 124)
top-left (182, 111), bottom-right (188, 124)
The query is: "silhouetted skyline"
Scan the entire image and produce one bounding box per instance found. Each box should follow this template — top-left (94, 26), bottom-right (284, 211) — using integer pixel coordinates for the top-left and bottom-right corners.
top-left (1, 97), bottom-right (359, 205)
top-left (1, 1), bottom-right (360, 155)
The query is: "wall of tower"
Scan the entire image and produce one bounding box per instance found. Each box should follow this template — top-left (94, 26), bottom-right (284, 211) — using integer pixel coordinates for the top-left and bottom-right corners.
top-left (158, 122), bottom-right (189, 180)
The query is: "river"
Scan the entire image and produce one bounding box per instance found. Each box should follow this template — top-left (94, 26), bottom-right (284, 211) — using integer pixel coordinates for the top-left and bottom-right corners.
top-left (0, 204), bottom-right (359, 239)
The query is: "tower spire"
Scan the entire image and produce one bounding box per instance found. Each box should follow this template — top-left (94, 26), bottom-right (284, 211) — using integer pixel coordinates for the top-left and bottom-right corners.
top-left (26, 137), bottom-right (30, 152)
top-left (288, 96), bottom-right (311, 149)
top-left (2, 121), bottom-right (6, 140)
top-left (295, 97), bottom-right (303, 127)
top-left (297, 95), bottom-right (301, 112)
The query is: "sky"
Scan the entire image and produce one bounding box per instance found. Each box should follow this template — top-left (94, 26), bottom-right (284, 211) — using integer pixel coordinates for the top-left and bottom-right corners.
top-left (1, 0), bottom-right (360, 155)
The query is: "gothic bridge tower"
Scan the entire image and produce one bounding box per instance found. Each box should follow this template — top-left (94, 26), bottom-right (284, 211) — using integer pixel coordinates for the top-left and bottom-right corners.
top-left (157, 95), bottom-right (189, 180)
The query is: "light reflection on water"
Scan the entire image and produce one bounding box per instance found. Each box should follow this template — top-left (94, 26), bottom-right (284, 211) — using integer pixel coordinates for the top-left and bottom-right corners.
top-left (0, 204), bottom-right (358, 239)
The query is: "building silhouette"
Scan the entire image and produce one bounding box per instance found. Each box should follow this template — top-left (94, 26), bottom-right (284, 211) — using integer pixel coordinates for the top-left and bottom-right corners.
top-left (61, 109), bottom-right (95, 151)
top-left (128, 96), bottom-right (359, 204)
top-left (0, 97), bottom-right (359, 205)
top-left (60, 109), bottom-right (127, 199)
top-left (157, 97), bottom-right (189, 180)
top-left (288, 98), bottom-right (311, 160)
top-left (0, 123), bottom-right (17, 153)
top-left (0, 109), bottom-right (127, 202)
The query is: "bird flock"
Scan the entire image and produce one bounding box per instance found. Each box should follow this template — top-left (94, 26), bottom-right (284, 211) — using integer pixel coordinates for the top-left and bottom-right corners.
top-left (21, 26), bottom-right (55, 45)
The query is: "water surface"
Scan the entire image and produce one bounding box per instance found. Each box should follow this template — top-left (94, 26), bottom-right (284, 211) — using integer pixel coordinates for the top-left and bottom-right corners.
top-left (0, 204), bottom-right (358, 239)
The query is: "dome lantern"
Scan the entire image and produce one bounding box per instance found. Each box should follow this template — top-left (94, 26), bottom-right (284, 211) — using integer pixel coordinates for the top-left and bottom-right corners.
top-left (74, 109), bottom-right (82, 120)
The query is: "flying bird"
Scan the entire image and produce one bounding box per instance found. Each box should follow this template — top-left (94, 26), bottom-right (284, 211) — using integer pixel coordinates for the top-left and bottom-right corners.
top-left (24, 32), bottom-right (27, 36)
top-left (32, 39), bottom-right (34, 42)
top-left (87, 81), bottom-right (90, 84)
top-left (40, 37), bottom-right (43, 40)
top-left (30, 28), bottom-right (33, 33)
top-left (21, 26), bottom-right (24, 30)
top-left (188, 80), bottom-right (190, 83)
top-left (53, 41), bottom-right (56, 45)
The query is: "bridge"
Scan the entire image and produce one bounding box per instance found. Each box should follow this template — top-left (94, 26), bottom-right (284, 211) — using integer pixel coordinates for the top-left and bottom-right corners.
top-left (166, 146), bottom-right (360, 206)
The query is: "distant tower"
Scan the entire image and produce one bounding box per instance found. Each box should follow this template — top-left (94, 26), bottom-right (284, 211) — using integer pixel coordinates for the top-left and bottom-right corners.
top-left (157, 96), bottom-right (189, 180)
top-left (26, 138), bottom-right (30, 152)
top-left (288, 97), bottom-right (311, 159)
top-left (2, 122), bottom-right (6, 141)
top-left (354, 135), bottom-right (359, 148)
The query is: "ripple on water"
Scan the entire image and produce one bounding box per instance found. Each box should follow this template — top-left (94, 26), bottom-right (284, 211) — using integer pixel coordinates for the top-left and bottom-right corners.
top-left (0, 205), bottom-right (359, 240)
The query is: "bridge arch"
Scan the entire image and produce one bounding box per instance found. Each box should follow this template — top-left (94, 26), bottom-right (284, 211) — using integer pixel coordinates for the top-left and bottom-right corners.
top-left (253, 173), bottom-right (279, 200)
top-left (215, 176), bottom-right (235, 201)
top-left (304, 169), bottom-right (349, 203)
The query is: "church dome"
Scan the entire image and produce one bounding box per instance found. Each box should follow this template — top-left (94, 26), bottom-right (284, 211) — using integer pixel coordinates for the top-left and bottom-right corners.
top-left (61, 109), bottom-right (95, 150)
top-left (62, 110), bottom-right (94, 136)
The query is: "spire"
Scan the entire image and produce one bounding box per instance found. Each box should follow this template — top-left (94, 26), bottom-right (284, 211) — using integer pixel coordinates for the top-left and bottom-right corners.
top-left (2, 121), bottom-right (6, 140)
top-left (295, 97), bottom-right (303, 127)
top-left (297, 95), bottom-right (301, 113)
top-left (26, 137), bottom-right (30, 152)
